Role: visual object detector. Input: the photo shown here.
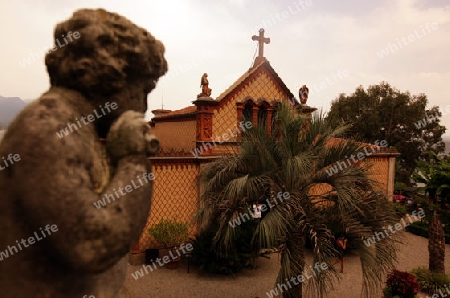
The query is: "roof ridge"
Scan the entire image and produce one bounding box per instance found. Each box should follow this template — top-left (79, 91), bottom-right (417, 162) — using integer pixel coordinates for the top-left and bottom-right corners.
top-left (152, 105), bottom-right (196, 120)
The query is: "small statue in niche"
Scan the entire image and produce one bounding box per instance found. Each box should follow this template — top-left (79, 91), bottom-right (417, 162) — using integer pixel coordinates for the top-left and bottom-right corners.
top-left (203, 115), bottom-right (212, 139)
top-left (299, 85), bottom-right (309, 104)
top-left (198, 73), bottom-right (212, 98)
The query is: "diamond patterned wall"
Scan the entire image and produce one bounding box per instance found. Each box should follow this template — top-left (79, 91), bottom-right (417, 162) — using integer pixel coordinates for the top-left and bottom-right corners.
top-left (361, 156), bottom-right (390, 195)
top-left (138, 157), bottom-right (391, 249)
top-left (138, 161), bottom-right (200, 249)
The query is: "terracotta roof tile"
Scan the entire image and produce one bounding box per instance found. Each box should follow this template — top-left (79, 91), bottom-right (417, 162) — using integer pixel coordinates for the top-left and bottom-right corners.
top-left (152, 106), bottom-right (196, 120)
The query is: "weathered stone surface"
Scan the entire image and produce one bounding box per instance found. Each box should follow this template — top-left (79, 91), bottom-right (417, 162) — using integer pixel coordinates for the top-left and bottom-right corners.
top-left (0, 8), bottom-right (167, 297)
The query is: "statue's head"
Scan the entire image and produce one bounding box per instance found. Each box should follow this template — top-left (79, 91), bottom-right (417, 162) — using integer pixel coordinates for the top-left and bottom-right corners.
top-left (45, 8), bottom-right (168, 132)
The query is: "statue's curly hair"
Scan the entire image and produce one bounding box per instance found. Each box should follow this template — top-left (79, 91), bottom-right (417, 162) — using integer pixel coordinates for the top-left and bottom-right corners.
top-left (45, 8), bottom-right (168, 98)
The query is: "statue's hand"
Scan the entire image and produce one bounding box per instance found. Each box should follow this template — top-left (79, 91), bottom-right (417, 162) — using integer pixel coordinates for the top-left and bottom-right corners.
top-left (106, 111), bottom-right (159, 164)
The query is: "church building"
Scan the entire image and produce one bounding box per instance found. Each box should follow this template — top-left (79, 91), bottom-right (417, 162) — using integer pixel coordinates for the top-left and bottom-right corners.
top-left (131, 29), bottom-right (399, 255)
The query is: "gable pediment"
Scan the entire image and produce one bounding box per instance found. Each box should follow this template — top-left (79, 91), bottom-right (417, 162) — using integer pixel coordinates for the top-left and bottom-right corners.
top-left (215, 60), bottom-right (297, 108)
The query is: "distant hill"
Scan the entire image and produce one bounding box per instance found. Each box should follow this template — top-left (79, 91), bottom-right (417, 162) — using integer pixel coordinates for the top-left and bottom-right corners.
top-left (0, 96), bottom-right (28, 127)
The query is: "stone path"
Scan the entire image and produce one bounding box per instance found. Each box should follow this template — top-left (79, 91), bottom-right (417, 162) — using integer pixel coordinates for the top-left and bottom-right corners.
top-left (123, 231), bottom-right (450, 298)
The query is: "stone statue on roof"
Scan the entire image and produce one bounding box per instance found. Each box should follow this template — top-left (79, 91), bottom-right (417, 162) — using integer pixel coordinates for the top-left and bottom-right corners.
top-left (299, 85), bottom-right (309, 104)
top-left (198, 73), bottom-right (212, 98)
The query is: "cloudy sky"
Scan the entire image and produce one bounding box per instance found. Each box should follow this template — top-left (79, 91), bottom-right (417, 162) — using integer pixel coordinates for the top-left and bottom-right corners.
top-left (1, 0), bottom-right (449, 135)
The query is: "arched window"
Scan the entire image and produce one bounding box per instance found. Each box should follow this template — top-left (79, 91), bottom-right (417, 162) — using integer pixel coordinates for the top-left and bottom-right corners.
top-left (258, 106), bottom-right (267, 129)
top-left (271, 103), bottom-right (280, 138)
top-left (243, 103), bottom-right (253, 122)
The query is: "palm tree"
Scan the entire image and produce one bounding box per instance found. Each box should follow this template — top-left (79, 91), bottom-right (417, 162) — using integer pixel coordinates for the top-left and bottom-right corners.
top-left (429, 212), bottom-right (445, 273)
top-left (414, 152), bottom-right (450, 274)
top-left (196, 103), bottom-right (399, 297)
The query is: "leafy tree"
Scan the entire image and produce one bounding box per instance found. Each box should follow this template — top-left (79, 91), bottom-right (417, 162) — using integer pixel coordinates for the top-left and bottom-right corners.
top-left (413, 152), bottom-right (450, 204)
top-left (196, 103), bottom-right (399, 297)
top-left (326, 82), bottom-right (446, 184)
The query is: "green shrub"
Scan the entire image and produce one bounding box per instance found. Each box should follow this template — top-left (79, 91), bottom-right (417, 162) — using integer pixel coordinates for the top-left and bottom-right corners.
top-left (395, 182), bottom-right (406, 191)
top-left (148, 218), bottom-right (189, 248)
top-left (405, 221), bottom-right (429, 237)
top-left (393, 203), bottom-right (407, 218)
top-left (413, 197), bottom-right (433, 223)
top-left (411, 267), bottom-right (450, 294)
top-left (436, 203), bottom-right (450, 234)
top-left (405, 222), bottom-right (450, 244)
top-left (191, 220), bottom-right (257, 275)
top-left (382, 288), bottom-right (408, 298)
top-left (414, 196), bottom-right (430, 208)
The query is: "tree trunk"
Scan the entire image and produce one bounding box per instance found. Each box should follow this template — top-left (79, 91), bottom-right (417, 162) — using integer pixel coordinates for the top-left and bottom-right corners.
top-left (282, 231), bottom-right (305, 298)
top-left (429, 212), bottom-right (445, 273)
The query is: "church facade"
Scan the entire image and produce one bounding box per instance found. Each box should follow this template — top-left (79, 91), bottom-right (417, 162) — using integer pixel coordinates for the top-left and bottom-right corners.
top-left (131, 30), bottom-right (399, 254)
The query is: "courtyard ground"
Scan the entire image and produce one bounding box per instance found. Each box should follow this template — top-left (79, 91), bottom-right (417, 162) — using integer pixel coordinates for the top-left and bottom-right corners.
top-left (123, 231), bottom-right (450, 298)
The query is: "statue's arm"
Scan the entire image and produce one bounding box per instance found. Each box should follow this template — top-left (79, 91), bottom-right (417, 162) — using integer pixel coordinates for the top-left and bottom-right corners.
top-left (12, 110), bottom-right (154, 273)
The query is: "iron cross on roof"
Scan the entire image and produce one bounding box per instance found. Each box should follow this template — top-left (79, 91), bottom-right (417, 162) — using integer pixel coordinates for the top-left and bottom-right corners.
top-left (252, 28), bottom-right (270, 58)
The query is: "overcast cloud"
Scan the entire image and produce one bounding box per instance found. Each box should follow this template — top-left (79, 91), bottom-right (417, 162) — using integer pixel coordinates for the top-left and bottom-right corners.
top-left (1, 0), bottom-right (449, 135)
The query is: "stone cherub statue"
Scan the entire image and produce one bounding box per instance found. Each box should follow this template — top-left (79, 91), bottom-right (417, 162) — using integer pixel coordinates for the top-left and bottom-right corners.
top-left (198, 72), bottom-right (212, 98)
top-left (0, 8), bottom-right (167, 298)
